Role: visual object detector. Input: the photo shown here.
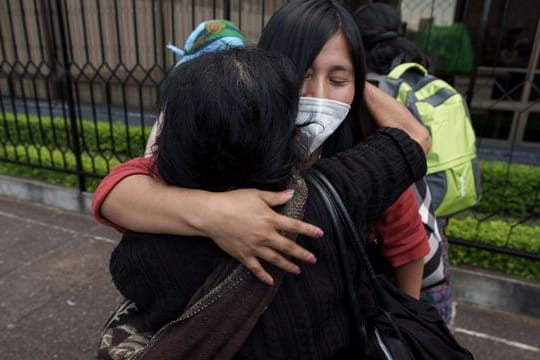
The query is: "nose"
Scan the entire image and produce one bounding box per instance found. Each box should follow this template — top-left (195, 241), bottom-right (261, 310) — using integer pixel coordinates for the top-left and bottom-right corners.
top-left (301, 77), bottom-right (326, 99)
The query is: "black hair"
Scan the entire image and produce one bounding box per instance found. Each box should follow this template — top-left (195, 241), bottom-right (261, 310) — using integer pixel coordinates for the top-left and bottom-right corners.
top-left (155, 47), bottom-right (299, 192)
top-left (353, 3), bottom-right (431, 74)
top-left (258, 0), bottom-right (374, 156)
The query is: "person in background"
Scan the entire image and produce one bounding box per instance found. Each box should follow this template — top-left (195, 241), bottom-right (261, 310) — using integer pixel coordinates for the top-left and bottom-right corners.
top-left (353, 2), bottom-right (454, 324)
top-left (144, 19), bottom-right (245, 156)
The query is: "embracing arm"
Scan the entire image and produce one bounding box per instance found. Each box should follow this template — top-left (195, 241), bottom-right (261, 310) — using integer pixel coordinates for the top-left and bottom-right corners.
top-left (395, 258), bottom-right (424, 299)
top-left (93, 158), bottom-right (323, 285)
top-left (364, 82), bottom-right (431, 154)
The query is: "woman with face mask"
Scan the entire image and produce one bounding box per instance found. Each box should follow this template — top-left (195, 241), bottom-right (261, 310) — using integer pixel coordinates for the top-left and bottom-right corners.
top-left (93, 0), bottom-right (430, 299)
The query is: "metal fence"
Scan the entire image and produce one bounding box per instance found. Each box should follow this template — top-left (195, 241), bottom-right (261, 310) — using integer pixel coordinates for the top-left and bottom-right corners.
top-left (0, 0), bottom-right (539, 263)
top-left (0, 0), bottom-right (287, 191)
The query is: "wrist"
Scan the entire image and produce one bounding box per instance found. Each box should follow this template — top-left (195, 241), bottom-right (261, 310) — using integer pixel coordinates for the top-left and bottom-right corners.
top-left (183, 189), bottom-right (219, 238)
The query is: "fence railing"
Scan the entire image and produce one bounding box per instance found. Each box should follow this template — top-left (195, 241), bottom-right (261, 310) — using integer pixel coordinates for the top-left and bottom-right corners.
top-left (1, 0), bottom-right (539, 265)
top-left (0, 0), bottom-right (286, 192)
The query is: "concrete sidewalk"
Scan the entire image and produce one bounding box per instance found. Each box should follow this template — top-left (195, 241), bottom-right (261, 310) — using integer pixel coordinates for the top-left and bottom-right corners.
top-left (0, 195), bottom-right (539, 359)
top-left (0, 195), bottom-right (120, 359)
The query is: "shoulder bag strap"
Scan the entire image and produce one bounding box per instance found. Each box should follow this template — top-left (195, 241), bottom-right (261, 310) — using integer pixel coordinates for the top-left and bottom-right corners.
top-left (305, 169), bottom-right (378, 279)
top-left (305, 169), bottom-right (414, 358)
top-left (305, 171), bottom-right (366, 330)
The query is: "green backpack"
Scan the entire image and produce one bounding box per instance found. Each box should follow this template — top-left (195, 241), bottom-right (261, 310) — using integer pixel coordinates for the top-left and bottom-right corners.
top-left (370, 62), bottom-right (481, 217)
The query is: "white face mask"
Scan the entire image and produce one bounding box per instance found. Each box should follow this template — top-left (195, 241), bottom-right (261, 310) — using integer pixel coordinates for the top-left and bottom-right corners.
top-left (295, 97), bottom-right (351, 159)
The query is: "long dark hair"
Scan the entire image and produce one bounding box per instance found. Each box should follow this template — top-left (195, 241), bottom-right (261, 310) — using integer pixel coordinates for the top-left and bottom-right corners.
top-left (156, 47), bottom-right (299, 192)
top-left (258, 0), bottom-right (374, 157)
top-left (353, 3), bottom-right (431, 74)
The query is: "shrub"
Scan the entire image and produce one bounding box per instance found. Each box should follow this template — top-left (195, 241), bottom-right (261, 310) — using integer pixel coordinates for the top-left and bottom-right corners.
top-left (475, 161), bottom-right (540, 218)
top-left (0, 144), bottom-right (124, 192)
top-left (449, 246), bottom-right (540, 280)
top-left (0, 111), bottom-right (149, 191)
top-left (447, 215), bottom-right (540, 280)
top-left (0, 112), bottom-right (150, 157)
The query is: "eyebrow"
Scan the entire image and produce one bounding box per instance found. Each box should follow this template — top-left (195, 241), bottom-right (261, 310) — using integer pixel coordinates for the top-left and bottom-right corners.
top-left (329, 65), bottom-right (354, 73)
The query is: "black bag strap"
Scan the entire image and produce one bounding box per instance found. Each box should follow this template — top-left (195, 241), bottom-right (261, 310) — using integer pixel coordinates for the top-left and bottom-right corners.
top-left (306, 169), bottom-right (414, 358)
top-left (305, 170), bottom-right (366, 331)
top-left (305, 169), bottom-right (378, 280)
top-left (307, 170), bottom-right (476, 360)
top-left (305, 169), bottom-right (407, 319)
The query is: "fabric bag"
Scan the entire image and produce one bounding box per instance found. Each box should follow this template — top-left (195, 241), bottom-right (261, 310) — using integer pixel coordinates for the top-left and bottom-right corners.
top-left (97, 175), bottom-right (308, 360)
top-left (369, 62), bottom-right (481, 217)
top-left (305, 169), bottom-right (474, 360)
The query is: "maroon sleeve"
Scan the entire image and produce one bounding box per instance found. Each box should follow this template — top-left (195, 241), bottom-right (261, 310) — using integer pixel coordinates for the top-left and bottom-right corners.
top-left (92, 157), bottom-right (158, 232)
top-left (372, 187), bottom-right (429, 267)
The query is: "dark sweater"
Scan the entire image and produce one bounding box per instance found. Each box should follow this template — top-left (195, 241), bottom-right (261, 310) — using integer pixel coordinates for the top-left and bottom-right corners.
top-left (110, 127), bottom-right (426, 359)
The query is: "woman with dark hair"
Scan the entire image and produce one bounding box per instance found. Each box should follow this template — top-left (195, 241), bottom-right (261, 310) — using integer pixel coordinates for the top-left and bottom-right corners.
top-left (257, 0), bottom-right (431, 299)
top-left (94, 0), bottom-right (431, 301)
top-left (258, 0), bottom-right (371, 154)
top-left (111, 47), bottom-right (301, 332)
top-left (104, 45), bottom-right (430, 358)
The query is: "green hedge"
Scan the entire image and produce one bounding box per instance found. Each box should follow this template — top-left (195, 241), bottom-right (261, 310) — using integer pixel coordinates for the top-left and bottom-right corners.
top-left (447, 215), bottom-right (540, 280)
top-left (0, 144), bottom-right (124, 192)
top-left (2, 111), bottom-right (538, 218)
top-left (0, 111), bottom-right (149, 191)
top-left (475, 160), bottom-right (540, 218)
top-left (1, 112), bottom-right (150, 156)
top-left (2, 115), bottom-right (539, 211)
top-left (449, 245), bottom-right (540, 280)
top-left (447, 216), bottom-right (540, 252)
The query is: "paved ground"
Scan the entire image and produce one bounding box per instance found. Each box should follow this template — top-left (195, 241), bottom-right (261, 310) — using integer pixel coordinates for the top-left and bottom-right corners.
top-left (0, 195), bottom-right (539, 359)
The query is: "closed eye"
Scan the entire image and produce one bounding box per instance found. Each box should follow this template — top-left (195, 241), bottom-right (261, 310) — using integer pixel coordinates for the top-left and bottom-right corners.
top-left (330, 79), bottom-right (348, 86)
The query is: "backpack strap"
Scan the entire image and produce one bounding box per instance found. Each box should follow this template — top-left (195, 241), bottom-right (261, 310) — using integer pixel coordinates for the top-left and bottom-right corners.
top-left (390, 53), bottom-right (406, 70)
top-left (367, 72), bottom-right (403, 98)
top-left (387, 62), bottom-right (428, 80)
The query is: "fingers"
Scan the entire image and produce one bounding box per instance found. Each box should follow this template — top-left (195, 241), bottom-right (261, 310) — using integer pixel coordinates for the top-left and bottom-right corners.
top-left (265, 232), bottom-right (317, 265)
top-left (256, 247), bottom-right (302, 275)
top-left (259, 189), bottom-right (295, 207)
top-left (242, 257), bottom-right (275, 286)
top-left (242, 243), bottom-right (309, 287)
top-left (274, 213), bottom-right (324, 239)
top-left (210, 188), bottom-right (324, 287)
top-left (258, 190), bottom-right (324, 239)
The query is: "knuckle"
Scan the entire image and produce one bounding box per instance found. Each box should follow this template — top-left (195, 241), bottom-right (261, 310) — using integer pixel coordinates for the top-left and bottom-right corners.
top-left (260, 237), bottom-right (272, 247)
top-left (269, 254), bottom-right (282, 264)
